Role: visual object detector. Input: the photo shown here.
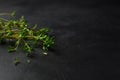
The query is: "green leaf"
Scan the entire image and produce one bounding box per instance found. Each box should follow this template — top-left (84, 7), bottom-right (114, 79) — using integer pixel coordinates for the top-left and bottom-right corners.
top-left (14, 57), bottom-right (20, 65)
top-left (32, 24), bottom-right (37, 30)
top-left (11, 11), bottom-right (16, 17)
top-left (37, 28), bottom-right (49, 35)
top-left (8, 46), bottom-right (16, 53)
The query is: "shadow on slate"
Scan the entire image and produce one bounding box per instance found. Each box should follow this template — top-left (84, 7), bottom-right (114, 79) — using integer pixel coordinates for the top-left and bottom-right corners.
top-left (0, 0), bottom-right (120, 80)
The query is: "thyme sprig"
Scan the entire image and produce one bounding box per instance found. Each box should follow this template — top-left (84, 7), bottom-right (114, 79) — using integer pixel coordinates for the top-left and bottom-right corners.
top-left (0, 11), bottom-right (55, 63)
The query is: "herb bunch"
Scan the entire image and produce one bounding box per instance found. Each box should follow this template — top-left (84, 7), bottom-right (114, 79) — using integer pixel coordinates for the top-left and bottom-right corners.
top-left (0, 11), bottom-right (55, 57)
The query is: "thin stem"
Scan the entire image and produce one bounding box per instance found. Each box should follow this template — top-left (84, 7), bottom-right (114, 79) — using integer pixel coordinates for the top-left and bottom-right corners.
top-left (0, 18), bottom-right (9, 21)
top-left (0, 13), bottom-right (10, 16)
top-left (23, 40), bottom-right (29, 48)
top-left (15, 39), bottom-right (21, 50)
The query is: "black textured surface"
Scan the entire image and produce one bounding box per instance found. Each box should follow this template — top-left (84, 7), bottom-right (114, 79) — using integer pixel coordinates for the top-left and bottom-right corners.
top-left (0, 0), bottom-right (120, 80)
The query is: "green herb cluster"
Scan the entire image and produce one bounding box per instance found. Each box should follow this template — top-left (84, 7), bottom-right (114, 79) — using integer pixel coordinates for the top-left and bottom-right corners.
top-left (0, 11), bottom-right (55, 58)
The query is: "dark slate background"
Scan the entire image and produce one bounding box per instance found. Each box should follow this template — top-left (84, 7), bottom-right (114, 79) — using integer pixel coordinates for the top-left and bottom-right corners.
top-left (0, 0), bottom-right (120, 80)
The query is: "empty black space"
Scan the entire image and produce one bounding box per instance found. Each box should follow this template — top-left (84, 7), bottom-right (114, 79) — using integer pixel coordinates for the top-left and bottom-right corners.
top-left (0, 0), bottom-right (120, 80)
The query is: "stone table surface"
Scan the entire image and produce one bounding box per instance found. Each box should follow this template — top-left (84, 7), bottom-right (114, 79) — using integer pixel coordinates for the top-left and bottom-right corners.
top-left (0, 0), bottom-right (120, 80)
